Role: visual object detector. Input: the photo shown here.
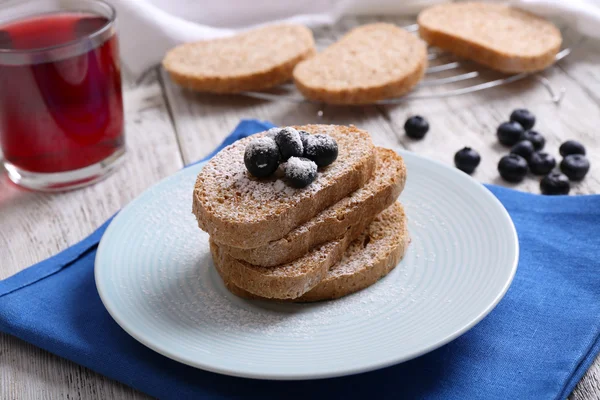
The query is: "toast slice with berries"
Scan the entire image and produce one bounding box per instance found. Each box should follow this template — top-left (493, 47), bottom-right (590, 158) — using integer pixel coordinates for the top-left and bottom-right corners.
top-left (218, 148), bottom-right (406, 266)
top-left (218, 202), bottom-right (409, 302)
top-left (292, 23), bottom-right (427, 104)
top-left (193, 125), bottom-right (376, 249)
top-left (163, 24), bottom-right (316, 93)
top-left (418, 2), bottom-right (562, 73)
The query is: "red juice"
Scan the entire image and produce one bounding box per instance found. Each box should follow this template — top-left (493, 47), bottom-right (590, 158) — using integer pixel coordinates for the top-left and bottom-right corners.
top-left (0, 12), bottom-right (124, 173)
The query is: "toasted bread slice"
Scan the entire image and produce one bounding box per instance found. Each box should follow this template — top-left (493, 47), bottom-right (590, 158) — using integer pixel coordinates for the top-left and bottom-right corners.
top-left (193, 125), bottom-right (376, 249)
top-left (219, 148), bottom-right (406, 266)
top-left (418, 2), bottom-right (562, 73)
top-left (210, 201), bottom-right (377, 299)
top-left (163, 24), bottom-right (316, 93)
top-left (293, 23), bottom-right (427, 104)
top-left (221, 202), bottom-right (409, 302)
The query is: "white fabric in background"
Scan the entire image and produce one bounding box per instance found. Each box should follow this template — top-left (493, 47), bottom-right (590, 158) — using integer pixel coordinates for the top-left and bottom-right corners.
top-left (105, 0), bottom-right (600, 79)
top-left (107, 0), bottom-right (443, 77)
top-left (510, 0), bottom-right (600, 39)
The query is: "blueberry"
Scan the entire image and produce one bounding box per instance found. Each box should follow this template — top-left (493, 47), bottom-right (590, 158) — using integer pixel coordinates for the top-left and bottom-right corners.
top-left (498, 154), bottom-right (528, 183)
top-left (510, 140), bottom-right (535, 161)
top-left (497, 121), bottom-right (524, 147)
top-left (540, 172), bottom-right (570, 195)
top-left (244, 137), bottom-right (280, 178)
top-left (454, 147), bottom-right (481, 174)
top-left (404, 115), bottom-right (429, 139)
top-left (529, 152), bottom-right (556, 175)
top-left (285, 157), bottom-right (317, 188)
top-left (510, 108), bottom-right (536, 130)
top-left (297, 130), bottom-right (311, 151)
top-left (522, 130), bottom-right (545, 151)
top-left (559, 140), bottom-right (586, 157)
top-left (274, 127), bottom-right (303, 161)
top-left (304, 134), bottom-right (338, 168)
top-left (560, 154), bottom-right (590, 181)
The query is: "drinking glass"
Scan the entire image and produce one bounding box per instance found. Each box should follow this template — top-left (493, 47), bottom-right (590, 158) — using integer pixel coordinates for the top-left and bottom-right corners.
top-left (0, 0), bottom-right (124, 191)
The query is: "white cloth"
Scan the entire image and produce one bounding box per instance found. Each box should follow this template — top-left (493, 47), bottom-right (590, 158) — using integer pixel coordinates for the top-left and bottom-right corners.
top-left (509, 0), bottom-right (600, 39)
top-left (106, 0), bottom-right (600, 79)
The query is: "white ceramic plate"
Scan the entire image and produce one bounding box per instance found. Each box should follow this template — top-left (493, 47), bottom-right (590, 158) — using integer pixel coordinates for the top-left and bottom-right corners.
top-left (95, 149), bottom-right (518, 380)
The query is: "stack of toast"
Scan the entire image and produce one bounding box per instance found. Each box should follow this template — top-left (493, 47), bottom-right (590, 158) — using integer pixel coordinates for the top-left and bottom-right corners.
top-left (192, 125), bottom-right (409, 301)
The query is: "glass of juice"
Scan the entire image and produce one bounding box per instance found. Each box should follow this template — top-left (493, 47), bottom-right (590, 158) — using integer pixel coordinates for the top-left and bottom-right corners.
top-left (0, 0), bottom-right (124, 191)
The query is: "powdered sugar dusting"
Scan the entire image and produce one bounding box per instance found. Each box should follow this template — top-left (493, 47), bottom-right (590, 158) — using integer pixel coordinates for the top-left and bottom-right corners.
top-left (244, 137), bottom-right (277, 168)
top-left (274, 127), bottom-right (303, 159)
top-left (195, 125), bottom-right (374, 223)
top-left (275, 149), bottom-right (400, 243)
top-left (304, 134), bottom-right (338, 162)
top-left (284, 157), bottom-right (317, 182)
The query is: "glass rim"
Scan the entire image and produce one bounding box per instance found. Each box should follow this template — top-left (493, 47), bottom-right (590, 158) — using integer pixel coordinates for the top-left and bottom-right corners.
top-left (0, 0), bottom-right (116, 59)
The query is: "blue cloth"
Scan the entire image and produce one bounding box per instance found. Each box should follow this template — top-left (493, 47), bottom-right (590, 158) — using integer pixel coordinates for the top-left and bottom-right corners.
top-left (1, 119), bottom-right (599, 400)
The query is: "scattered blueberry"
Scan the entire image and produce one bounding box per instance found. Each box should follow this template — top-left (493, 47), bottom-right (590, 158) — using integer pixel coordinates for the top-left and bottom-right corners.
top-left (510, 140), bottom-right (535, 161)
top-left (528, 152), bottom-right (556, 175)
top-left (404, 115), bottom-right (429, 139)
top-left (244, 137), bottom-right (280, 178)
top-left (274, 127), bottom-right (303, 160)
top-left (540, 172), bottom-right (570, 195)
top-left (298, 130), bottom-right (311, 152)
top-left (522, 130), bottom-right (545, 151)
top-left (285, 157), bottom-right (317, 188)
top-left (497, 121), bottom-right (524, 147)
top-left (510, 109), bottom-right (536, 130)
top-left (304, 134), bottom-right (338, 168)
top-left (560, 154), bottom-right (590, 181)
top-left (498, 154), bottom-right (528, 183)
top-left (559, 140), bottom-right (586, 157)
top-left (454, 147), bottom-right (481, 174)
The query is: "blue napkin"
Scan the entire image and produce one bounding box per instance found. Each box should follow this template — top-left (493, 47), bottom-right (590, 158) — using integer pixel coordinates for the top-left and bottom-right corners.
top-left (1, 119), bottom-right (599, 400)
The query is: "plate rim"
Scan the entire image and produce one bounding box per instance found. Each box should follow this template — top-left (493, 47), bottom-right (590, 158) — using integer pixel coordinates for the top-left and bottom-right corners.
top-left (95, 148), bottom-right (519, 380)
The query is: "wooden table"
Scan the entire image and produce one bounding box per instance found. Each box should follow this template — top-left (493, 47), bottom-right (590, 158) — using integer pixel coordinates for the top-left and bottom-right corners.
top-left (1, 16), bottom-right (599, 399)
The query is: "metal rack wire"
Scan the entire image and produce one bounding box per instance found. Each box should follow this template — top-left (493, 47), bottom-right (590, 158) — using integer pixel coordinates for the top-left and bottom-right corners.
top-left (239, 24), bottom-right (579, 105)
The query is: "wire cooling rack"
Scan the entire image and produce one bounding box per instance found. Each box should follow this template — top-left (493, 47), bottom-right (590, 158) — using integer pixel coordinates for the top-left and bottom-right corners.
top-left (239, 24), bottom-right (580, 105)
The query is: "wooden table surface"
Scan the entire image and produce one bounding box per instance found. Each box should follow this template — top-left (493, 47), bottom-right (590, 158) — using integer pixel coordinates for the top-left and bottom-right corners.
top-left (1, 16), bottom-right (599, 400)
